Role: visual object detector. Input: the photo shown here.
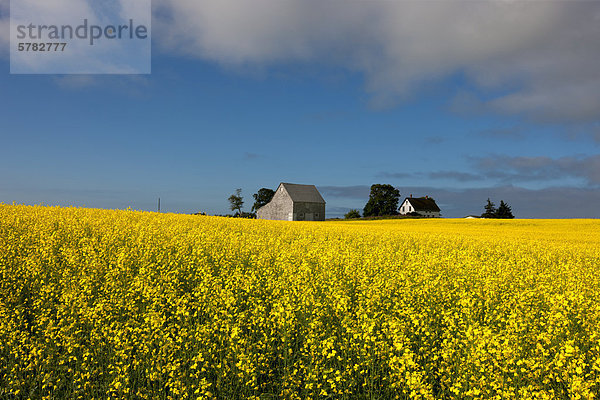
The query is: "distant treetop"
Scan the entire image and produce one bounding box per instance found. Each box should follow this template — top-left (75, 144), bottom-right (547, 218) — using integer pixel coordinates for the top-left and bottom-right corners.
top-left (481, 198), bottom-right (514, 219)
top-left (363, 184), bottom-right (400, 217)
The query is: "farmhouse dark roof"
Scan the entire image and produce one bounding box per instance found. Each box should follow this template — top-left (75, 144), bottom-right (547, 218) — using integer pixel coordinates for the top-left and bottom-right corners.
top-left (405, 197), bottom-right (440, 212)
top-left (281, 183), bottom-right (325, 203)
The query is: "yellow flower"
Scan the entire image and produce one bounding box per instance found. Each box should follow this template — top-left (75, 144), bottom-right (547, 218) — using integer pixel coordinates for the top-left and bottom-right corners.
top-left (0, 204), bottom-right (598, 399)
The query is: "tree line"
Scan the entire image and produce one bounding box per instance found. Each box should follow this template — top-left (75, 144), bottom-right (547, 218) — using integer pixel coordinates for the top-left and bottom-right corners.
top-left (344, 185), bottom-right (514, 219)
top-left (481, 198), bottom-right (514, 219)
top-left (225, 188), bottom-right (275, 218)
top-left (344, 184), bottom-right (402, 219)
top-left (223, 184), bottom-right (514, 219)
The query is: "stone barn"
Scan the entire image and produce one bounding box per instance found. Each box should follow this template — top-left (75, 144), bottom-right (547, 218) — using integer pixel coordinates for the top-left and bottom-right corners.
top-left (256, 183), bottom-right (326, 221)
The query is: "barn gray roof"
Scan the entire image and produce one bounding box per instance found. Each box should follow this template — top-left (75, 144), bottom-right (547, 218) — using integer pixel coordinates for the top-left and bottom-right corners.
top-left (405, 197), bottom-right (441, 212)
top-left (281, 183), bottom-right (326, 203)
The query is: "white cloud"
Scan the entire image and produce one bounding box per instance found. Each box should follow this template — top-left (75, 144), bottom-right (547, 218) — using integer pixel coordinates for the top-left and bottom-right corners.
top-left (4, 0), bottom-right (599, 125)
top-left (154, 0), bottom-right (600, 123)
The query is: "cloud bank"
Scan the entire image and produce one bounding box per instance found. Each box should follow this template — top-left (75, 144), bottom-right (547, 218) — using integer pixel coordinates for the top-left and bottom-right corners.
top-left (379, 154), bottom-right (600, 187)
top-left (3, 1), bottom-right (599, 125)
top-left (473, 154), bottom-right (600, 186)
top-left (152, 0), bottom-right (600, 125)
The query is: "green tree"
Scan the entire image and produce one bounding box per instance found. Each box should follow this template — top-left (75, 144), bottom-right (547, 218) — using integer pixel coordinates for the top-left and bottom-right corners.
top-left (228, 188), bottom-right (244, 216)
top-left (252, 188), bottom-right (275, 212)
top-left (363, 184), bottom-right (401, 217)
top-left (496, 200), bottom-right (514, 219)
top-left (344, 209), bottom-right (361, 219)
top-left (481, 198), bottom-right (497, 218)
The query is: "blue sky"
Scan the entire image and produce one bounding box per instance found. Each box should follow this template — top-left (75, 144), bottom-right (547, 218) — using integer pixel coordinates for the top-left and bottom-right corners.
top-left (1, 1), bottom-right (600, 218)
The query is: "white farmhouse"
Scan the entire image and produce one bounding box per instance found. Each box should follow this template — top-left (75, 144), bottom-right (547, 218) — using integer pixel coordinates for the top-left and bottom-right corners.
top-left (399, 196), bottom-right (441, 217)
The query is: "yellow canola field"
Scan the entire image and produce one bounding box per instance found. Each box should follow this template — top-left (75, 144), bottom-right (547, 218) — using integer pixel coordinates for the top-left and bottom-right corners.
top-left (1, 204), bottom-right (599, 399)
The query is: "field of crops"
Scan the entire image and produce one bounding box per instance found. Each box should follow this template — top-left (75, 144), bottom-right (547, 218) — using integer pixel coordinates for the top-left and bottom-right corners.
top-left (1, 204), bottom-right (599, 399)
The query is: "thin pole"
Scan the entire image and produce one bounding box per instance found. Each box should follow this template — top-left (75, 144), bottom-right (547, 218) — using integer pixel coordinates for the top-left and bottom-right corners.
top-left (158, 197), bottom-right (161, 213)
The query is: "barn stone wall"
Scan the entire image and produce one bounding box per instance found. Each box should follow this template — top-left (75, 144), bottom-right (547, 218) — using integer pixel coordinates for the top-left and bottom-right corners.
top-left (256, 189), bottom-right (294, 221)
top-left (257, 184), bottom-right (326, 221)
top-left (293, 202), bottom-right (326, 221)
